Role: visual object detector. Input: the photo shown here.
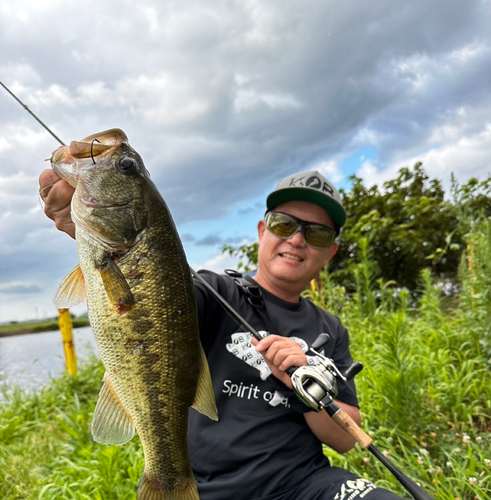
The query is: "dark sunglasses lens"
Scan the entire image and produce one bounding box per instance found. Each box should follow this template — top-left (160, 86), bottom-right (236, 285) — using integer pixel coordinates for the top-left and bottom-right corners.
top-left (267, 213), bottom-right (336, 248)
top-left (304, 225), bottom-right (336, 248)
top-left (267, 213), bottom-right (299, 237)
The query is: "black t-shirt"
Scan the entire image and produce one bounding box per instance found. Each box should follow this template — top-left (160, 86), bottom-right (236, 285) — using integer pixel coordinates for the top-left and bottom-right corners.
top-left (188, 271), bottom-right (358, 500)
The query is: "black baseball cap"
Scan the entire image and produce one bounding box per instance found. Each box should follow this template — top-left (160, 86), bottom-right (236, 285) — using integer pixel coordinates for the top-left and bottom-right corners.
top-left (266, 170), bottom-right (346, 234)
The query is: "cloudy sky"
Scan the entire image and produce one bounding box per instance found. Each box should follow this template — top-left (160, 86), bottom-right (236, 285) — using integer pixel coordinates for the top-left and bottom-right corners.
top-left (1, 0), bottom-right (491, 322)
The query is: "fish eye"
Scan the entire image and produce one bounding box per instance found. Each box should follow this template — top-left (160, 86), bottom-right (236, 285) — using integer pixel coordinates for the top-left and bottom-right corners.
top-left (117, 156), bottom-right (139, 175)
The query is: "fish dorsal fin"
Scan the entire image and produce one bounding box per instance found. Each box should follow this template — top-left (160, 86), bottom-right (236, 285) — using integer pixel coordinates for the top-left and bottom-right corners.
top-left (54, 265), bottom-right (86, 308)
top-left (191, 347), bottom-right (218, 421)
top-left (96, 257), bottom-right (135, 314)
top-left (92, 374), bottom-right (135, 445)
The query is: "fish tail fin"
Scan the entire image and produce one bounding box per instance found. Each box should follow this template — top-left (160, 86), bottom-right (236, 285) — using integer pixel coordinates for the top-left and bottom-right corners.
top-left (137, 472), bottom-right (199, 500)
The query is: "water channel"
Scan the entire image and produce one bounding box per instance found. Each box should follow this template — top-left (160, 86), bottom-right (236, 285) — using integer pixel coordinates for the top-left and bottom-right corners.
top-left (0, 326), bottom-right (98, 401)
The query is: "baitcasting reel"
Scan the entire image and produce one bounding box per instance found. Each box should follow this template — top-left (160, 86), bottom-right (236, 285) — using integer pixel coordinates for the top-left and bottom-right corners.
top-left (290, 333), bottom-right (363, 412)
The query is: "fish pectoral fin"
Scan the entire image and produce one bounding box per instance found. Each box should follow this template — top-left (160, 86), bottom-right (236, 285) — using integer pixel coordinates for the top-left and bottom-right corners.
top-left (191, 346), bottom-right (218, 421)
top-left (54, 265), bottom-right (87, 308)
top-left (92, 374), bottom-right (135, 445)
top-left (96, 256), bottom-right (135, 314)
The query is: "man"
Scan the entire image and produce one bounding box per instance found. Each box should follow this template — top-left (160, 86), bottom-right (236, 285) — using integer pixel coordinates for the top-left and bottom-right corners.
top-left (39, 168), bottom-right (404, 499)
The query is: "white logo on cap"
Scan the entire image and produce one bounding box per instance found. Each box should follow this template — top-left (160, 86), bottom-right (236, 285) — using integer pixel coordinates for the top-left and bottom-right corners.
top-left (288, 175), bottom-right (334, 196)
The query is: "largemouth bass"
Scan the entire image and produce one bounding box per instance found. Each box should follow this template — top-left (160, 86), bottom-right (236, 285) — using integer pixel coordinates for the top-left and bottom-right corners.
top-left (50, 128), bottom-right (217, 500)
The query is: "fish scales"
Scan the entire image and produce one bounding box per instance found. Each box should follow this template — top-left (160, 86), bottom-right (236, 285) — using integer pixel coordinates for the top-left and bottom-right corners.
top-left (80, 204), bottom-right (198, 482)
top-left (51, 129), bottom-right (217, 500)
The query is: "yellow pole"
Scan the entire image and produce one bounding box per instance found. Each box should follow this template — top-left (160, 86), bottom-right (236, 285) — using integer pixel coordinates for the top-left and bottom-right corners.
top-left (310, 278), bottom-right (317, 293)
top-left (58, 308), bottom-right (77, 375)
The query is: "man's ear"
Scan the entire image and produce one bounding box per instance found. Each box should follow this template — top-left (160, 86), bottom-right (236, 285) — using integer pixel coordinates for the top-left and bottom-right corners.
top-left (257, 220), bottom-right (266, 242)
top-left (324, 242), bottom-right (338, 264)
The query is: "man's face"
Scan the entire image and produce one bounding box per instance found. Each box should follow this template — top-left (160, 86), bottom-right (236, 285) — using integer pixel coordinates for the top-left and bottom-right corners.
top-left (256, 200), bottom-right (338, 293)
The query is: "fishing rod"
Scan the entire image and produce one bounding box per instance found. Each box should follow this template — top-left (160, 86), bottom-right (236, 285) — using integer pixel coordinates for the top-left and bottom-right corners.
top-left (190, 267), bottom-right (435, 500)
top-left (4, 79), bottom-right (434, 499)
top-left (0, 80), bottom-right (66, 146)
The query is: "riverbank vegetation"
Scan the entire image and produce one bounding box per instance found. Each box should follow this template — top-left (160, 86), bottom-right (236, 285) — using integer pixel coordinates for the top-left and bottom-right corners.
top-left (0, 317), bottom-right (90, 337)
top-left (1, 164), bottom-right (490, 498)
top-left (307, 227), bottom-right (491, 498)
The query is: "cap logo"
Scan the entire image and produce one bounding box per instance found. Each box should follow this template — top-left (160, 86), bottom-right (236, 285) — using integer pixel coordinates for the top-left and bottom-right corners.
top-left (288, 175), bottom-right (307, 187)
top-left (306, 176), bottom-right (321, 189)
top-left (288, 175), bottom-right (334, 196)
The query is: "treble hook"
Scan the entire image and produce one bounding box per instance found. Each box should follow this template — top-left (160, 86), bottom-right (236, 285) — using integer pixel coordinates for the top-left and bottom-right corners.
top-left (91, 138), bottom-right (101, 164)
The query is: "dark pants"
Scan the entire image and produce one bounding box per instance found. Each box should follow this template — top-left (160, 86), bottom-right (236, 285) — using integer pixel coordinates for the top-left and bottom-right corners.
top-left (258, 467), bottom-right (406, 500)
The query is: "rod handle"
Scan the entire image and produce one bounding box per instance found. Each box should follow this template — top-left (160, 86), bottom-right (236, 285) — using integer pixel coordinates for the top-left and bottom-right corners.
top-left (326, 403), bottom-right (372, 448)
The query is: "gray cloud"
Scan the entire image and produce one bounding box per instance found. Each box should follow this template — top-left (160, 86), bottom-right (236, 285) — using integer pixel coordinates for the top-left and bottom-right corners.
top-left (194, 234), bottom-right (251, 247)
top-left (1, 0), bottom-right (491, 320)
top-left (180, 233), bottom-right (196, 243)
top-left (238, 202), bottom-right (264, 215)
top-left (224, 236), bottom-right (249, 245)
top-left (195, 234), bottom-right (224, 247)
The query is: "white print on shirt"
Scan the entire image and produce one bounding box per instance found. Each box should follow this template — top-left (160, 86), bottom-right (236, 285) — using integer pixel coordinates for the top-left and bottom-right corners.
top-left (225, 331), bottom-right (271, 380)
top-left (225, 331), bottom-right (325, 381)
top-left (222, 379), bottom-right (291, 408)
top-left (334, 478), bottom-right (377, 500)
top-left (225, 331), bottom-right (326, 407)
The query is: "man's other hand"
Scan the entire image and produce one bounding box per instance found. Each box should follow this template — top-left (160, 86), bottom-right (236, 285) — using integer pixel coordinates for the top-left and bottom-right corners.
top-left (39, 169), bottom-right (75, 239)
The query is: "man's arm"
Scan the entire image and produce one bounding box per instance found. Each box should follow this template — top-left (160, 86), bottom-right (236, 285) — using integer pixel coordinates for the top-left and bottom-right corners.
top-left (303, 400), bottom-right (360, 453)
top-left (253, 335), bottom-right (360, 453)
top-left (39, 169), bottom-right (76, 238)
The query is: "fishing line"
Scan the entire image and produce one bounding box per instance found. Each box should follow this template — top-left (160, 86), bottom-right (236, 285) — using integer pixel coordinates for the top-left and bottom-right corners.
top-left (1, 81), bottom-right (68, 210)
top-left (0, 80), bottom-right (66, 146)
top-left (38, 183), bottom-right (56, 209)
top-left (3, 75), bottom-right (435, 500)
top-left (190, 267), bottom-right (435, 500)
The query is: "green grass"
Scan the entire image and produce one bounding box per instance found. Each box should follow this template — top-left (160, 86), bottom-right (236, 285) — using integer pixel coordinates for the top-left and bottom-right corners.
top-left (301, 222), bottom-right (491, 498)
top-left (1, 222), bottom-right (491, 499)
top-left (317, 290), bottom-right (491, 499)
top-left (0, 357), bottom-right (143, 500)
top-left (2, 285), bottom-right (490, 500)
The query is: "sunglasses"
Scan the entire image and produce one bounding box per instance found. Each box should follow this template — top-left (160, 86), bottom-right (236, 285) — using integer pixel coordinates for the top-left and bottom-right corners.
top-left (264, 212), bottom-right (337, 250)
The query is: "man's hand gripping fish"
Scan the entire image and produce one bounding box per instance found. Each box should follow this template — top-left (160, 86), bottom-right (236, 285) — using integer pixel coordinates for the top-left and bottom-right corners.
top-left (50, 129), bottom-right (218, 500)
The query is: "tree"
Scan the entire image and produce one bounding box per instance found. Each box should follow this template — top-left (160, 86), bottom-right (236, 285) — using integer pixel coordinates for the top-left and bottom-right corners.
top-left (332, 163), bottom-right (458, 290)
top-left (222, 163), bottom-right (491, 291)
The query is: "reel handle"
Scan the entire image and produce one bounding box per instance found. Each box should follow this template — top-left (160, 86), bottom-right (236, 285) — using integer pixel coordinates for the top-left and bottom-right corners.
top-left (310, 333), bottom-right (330, 351)
top-left (345, 362), bottom-right (364, 380)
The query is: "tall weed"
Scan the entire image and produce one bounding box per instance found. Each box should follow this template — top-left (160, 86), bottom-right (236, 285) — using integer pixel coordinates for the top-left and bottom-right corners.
top-left (307, 229), bottom-right (491, 498)
top-left (458, 218), bottom-right (491, 363)
top-left (2, 223), bottom-right (491, 499)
